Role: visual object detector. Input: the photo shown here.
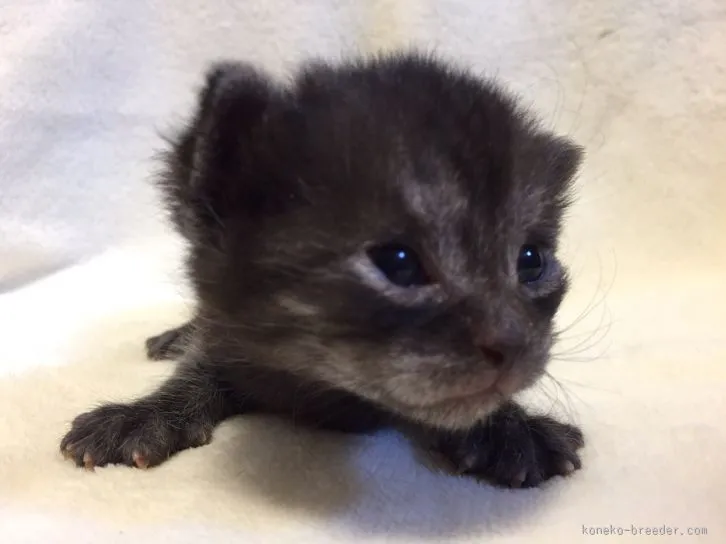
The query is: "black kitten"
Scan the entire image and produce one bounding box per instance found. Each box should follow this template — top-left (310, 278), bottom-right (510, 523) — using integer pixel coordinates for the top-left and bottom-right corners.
top-left (61, 52), bottom-right (584, 488)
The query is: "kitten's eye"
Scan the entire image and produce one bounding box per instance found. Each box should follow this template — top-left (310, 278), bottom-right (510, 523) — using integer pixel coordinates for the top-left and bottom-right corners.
top-left (367, 244), bottom-right (431, 287)
top-left (517, 244), bottom-right (545, 283)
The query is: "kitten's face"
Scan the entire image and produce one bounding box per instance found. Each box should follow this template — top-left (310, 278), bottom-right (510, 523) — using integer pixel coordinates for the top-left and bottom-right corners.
top-left (178, 55), bottom-right (582, 430)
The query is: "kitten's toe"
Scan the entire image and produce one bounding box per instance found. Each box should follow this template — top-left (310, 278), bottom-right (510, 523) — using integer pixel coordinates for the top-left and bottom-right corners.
top-left (132, 451), bottom-right (150, 469)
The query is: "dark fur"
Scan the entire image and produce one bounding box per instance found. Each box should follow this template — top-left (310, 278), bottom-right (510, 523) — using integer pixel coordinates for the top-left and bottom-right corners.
top-left (61, 52), bottom-right (584, 488)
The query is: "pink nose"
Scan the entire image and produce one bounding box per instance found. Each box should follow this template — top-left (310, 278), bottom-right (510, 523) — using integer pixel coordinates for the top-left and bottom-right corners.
top-left (472, 326), bottom-right (514, 367)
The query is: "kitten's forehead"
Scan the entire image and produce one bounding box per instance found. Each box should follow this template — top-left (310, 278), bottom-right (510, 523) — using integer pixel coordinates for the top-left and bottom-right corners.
top-left (394, 141), bottom-right (540, 269)
top-left (387, 128), bottom-right (573, 295)
top-left (398, 168), bottom-right (472, 279)
top-left (399, 167), bottom-right (469, 228)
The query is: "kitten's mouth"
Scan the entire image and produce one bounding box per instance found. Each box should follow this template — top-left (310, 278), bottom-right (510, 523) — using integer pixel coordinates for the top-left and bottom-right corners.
top-left (404, 368), bottom-right (525, 410)
top-left (424, 386), bottom-right (502, 411)
top-left (378, 367), bottom-right (531, 430)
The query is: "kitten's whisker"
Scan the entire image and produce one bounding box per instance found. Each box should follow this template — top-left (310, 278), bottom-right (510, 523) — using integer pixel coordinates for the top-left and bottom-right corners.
top-left (553, 311), bottom-right (612, 360)
top-left (556, 258), bottom-right (614, 338)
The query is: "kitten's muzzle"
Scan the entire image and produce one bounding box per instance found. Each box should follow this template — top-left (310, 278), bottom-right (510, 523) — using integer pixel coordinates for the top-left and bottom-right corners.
top-left (467, 323), bottom-right (533, 398)
top-left (471, 324), bottom-right (522, 369)
top-left (478, 344), bottom-right (505, 366)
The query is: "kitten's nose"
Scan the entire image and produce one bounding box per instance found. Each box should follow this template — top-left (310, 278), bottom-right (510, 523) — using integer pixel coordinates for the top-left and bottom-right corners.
top-left (478, 344), bottom-right (506, 366)
top-left (472, 328), bottom-right (516, 367)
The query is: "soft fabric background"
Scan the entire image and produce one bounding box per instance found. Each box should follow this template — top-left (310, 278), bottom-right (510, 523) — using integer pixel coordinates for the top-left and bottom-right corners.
top-left (1, 1), bottom-right (724, 542)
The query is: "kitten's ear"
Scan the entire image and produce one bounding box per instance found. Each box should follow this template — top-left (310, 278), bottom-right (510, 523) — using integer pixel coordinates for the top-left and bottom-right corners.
top-left (547, 136), bottom-right (584, 188)
top-left (159, 62), bottom-right (284, 243)
top-left (189, 61), bottom-right (278, 216)
top-left (527, 133), bottom-right (584, 201)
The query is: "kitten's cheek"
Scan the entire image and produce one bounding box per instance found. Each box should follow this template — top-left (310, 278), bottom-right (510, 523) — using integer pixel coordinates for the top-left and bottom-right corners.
top-left (497, 354), bottom-right (549, 396)
top-left (495, 370), bottom-right (527, 397)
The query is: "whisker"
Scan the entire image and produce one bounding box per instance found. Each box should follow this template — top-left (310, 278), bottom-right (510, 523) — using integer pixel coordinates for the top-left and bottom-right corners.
top-left (553, 313), bottom-right (613, 360)
top-left (556, 251), bottom-right (616, 338)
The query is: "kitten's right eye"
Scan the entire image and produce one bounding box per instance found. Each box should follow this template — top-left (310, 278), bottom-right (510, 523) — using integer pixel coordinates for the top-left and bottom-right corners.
top-left (367, 244), bottom-right (431, 287)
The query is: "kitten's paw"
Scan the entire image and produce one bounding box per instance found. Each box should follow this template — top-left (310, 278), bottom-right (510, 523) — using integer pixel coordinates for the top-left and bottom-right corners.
top-left (145, 327), bottom-right (187, 361)
top-left (432, 412), bottom-right (584, 488)
top-left (60, 403), bottom-right (212, 469)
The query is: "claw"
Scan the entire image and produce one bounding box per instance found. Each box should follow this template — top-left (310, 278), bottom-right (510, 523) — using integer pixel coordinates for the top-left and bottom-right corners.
top-left (511, 469), bottom-right (527, 488)
top-left (132, 451), bottom-right (149, 469)
top-left (82, 452), bottom-right (95, 471)
top-left (560, 460), bottom-right (576, 474)
top-left (456, 453), bottom-right (479, 474)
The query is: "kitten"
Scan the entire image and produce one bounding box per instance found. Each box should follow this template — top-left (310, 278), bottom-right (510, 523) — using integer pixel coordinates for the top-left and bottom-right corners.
top-left (61, 52), bottom-right (584, 488)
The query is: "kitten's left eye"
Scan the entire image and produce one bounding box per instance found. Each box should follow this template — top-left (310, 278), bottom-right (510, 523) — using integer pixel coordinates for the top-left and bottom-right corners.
top-left (367, 244), bottom-right (431, 287)
top-left (517, 244), bottom-right (545, 283)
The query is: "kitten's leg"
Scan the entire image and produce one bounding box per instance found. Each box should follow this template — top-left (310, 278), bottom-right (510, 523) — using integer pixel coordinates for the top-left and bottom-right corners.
top-left (145, 321), bottom-right (195, 361)
top-left (60, 360), bottom-right (235, 469)
top-left (408, 402), bottom-right (584, 488)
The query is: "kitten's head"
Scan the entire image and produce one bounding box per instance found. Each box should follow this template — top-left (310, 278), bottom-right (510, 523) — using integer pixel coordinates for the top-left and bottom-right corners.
top-left (160, 52), bottom-right (582, 430)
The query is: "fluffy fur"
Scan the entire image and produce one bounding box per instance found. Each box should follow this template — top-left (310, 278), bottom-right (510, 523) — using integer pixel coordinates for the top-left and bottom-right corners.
top-left (61, 52), bottom-right (585, 488)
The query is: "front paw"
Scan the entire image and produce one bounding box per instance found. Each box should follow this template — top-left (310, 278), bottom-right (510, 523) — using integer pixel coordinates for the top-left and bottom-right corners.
top-left (430, 408), bottom-right (584, 488)
top-left (60, 403), bottom-right (212, 469)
